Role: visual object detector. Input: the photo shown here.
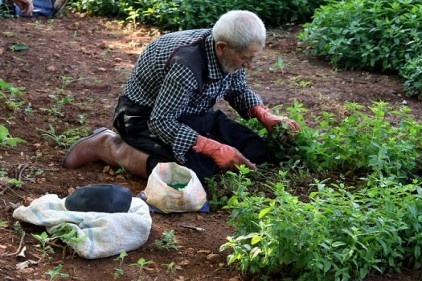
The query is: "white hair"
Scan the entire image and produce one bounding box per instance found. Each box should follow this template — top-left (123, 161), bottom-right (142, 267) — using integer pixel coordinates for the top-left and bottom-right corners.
top-left (212, 10), bottom-right (266, 51)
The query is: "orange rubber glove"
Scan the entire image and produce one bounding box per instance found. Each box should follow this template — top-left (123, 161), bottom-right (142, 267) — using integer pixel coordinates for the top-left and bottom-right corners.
top-left (249, 105), bottom-right (301, 133)
top-left (193, 135), bottom-right (256, 171)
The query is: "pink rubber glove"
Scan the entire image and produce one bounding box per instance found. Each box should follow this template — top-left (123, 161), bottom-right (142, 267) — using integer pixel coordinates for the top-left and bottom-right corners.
top-left (193, 135), bottom-right (256, 171)
top-left (249, 105), bottom-right (301, 133)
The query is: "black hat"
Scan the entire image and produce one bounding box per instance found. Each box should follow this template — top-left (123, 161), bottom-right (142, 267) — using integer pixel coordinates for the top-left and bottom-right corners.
top-left (65, 184), bottom-right (133, 213)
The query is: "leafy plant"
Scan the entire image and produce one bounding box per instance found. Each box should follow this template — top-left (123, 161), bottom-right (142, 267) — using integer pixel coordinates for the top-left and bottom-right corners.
top-left (0, 219), bottom-right (7, 228)
top-left (113, 251), bottom-right (128, 280)
top-left (45, 264), bottom-right (70, 281)
top-left (400, 55), bottom-right (422, 99)
top-left (283, 101), bottom-right (422, 184)
top-left (73, 0), bottom-right (324, 30)
top-left (163, 261), bottom-right (179, 274)
top-left (32, 231), bottom-right (55, 258)
top-left (0, 78), bottom-right (26, 112)
top-left (299, 0), bottom-right (422, 97)
top-left (153, 230), bottom-right (179, 250)
top-left (9, 43), bottom-right (29, 52)
top-left (0, 125), bottom-right (26, 147)
top-left (130, 257), bottom-right (153, 279)
top-left (50, 222), bottom-right (86, 245)
top-left (38, 124), bottom-right (90, 148)
top-left (40, 94), bottom-right (74, 117)
top-left (7, 178), bottom-right (24, 188)
top-left (220, 175), bottom-right (422, 280)
top-left (269, 57), bottom-right (287, 72)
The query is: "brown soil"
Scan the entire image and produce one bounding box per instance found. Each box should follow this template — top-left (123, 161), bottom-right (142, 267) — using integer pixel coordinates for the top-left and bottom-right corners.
top-left (0, 13), bottom-right (421, 281)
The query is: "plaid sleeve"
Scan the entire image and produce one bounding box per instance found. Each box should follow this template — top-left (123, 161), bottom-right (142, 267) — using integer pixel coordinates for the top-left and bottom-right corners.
top-left (148, 63), bottom-right (199, 163)
top-left (224, 70), bottom-right (263, 118)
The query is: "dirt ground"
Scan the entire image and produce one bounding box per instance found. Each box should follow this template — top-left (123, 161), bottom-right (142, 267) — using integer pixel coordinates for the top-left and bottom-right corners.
top-left (0, 13), bottom-right (421, 281)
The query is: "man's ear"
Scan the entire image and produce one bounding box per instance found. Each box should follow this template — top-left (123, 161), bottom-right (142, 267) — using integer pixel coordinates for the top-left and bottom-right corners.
top-left (215, 41), bottom-right (229, 56)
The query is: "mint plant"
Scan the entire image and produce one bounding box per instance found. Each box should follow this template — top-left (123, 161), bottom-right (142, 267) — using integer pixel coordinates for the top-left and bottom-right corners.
top-left (299, 0), bottom-right (422, 98)
top-left (221, 177), bottom-right (422, 280)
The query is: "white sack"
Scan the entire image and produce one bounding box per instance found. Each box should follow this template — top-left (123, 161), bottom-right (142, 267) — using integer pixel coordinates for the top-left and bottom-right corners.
top-left (13, 194), bottom-right (152, 259)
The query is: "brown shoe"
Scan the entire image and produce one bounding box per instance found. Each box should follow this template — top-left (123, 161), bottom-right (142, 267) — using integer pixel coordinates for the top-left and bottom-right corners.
top-left (62, 127), bottom-right (115, 169)
top-left (62, 127), bottom-right (150, 178)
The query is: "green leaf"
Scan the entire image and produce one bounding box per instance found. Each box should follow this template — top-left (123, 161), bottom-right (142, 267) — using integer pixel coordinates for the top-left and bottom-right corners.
top-left (9, 43), bottom-right (29, 52)
top-left (258, 207), bottom-right (272, 219)
top-left (251, 235), bottom-right (261, 245)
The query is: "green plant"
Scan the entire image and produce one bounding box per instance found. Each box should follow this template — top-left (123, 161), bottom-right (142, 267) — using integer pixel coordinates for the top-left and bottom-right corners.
top-left (0, 78), bottom-right (26, 112)
top-left (283, 101), bottom-right (422, 184)
top-left (269, 57), bottom-right (287, 72)
top-left (13, 221), bottom-right (23, 234)
top-left (7, 178), bottom-right (24, 188)
top-left (221, 176), bottom-right (422, 280)
top-left (45, 264), bottom-right (69, 281)
top-left (32, 231), bottom-right (55, 258)
top-left (113, 251), bottom-right (128, 280)
top-left (130, 257), bottom-right (153, 279)
top-left (299, 0), bottom-right (422, 97)
top-left (40, 94), bottom-right (74, 116)
top-left (73, 0), bottom-right (324, 31)
top-left (0, 125), bottom-right (26, 147)
top-left (400, 55), bottom-right (422, 99)
top-left (56, 75), bottom-right (77, 94)
top-left (38, 125), bottom-right (90, 148)
top-left (0, 219), bottom-right (7, 228)
top-left (50, 222), bottom-right (86, 245)
top-left (9, 43), bottom-right (29, 52)
top-left (153, 230), bottom-right (179, 250)
top-left (114, 164), bottom-right (127, 175)
top-left (163, 261), bottom-right (179, 274)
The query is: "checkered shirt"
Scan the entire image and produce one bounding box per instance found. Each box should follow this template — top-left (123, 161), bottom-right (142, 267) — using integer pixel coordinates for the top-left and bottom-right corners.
top-left (124, 28), bottom-right (263, 163)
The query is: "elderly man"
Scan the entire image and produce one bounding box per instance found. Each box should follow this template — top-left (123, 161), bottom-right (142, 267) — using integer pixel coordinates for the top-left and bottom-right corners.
top-left (63, 10), bottom-right (300, 182)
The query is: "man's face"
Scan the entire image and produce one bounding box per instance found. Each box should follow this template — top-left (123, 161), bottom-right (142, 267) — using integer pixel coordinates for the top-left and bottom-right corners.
top-left (216, 42), bottom-right (263, 74)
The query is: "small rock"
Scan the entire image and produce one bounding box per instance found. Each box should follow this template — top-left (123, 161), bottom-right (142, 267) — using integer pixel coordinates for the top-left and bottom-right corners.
top-left (206, 253), bottom-right (220, 262)
top-left (68, 187), bottom-right (75, 195)
top-left (0, 244), bottom-right (7, 255)
top-left (24, 197), bottom-right (34, 205)
top-left (46, 65), bottom-right (56, 72)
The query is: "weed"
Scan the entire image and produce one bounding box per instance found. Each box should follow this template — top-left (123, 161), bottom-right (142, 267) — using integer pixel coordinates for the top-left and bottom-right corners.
top-left (38, 125), bottom-right (89, 148)
top-left (51, 222), bottom-right (86, 245)
top-left (0, 125), bottom-right (26, 147)
top-left (153, 230), bottom-right (179, 250)
top-left (113, 251), bottom-right (127, 280)
top-left (7, 178), bottom-right (24, 188)
top-left (0, 78), bottom-right (26, 112)
top-left (130, 257), bottom-right (153, 279)
top-left (0, 219), bottom-right (7, 228)
top-left (269, 57), bottom-right (287, 72)
top-left (40, 94), bottom-right (74, 116)
top-left (13, 221), bottom-right (23, 234)
top-left (32, 231), bottom-right (55, 258)
top-left (114, 164), bottom-right (127, 175)
top-left (77, 114), bottom-right (87, 125)
top-left (163, 261), bottom-right (179, 275)
top-left (45, 264), bottom-right (69, 281)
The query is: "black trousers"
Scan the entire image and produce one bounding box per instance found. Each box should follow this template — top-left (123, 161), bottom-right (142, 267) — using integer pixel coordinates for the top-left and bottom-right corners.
top-left (113, 96), bottom-right (267, 182)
